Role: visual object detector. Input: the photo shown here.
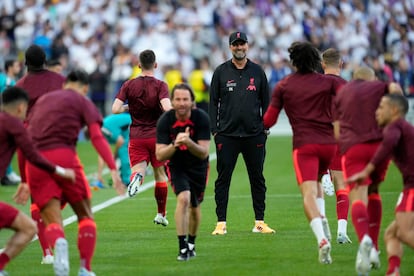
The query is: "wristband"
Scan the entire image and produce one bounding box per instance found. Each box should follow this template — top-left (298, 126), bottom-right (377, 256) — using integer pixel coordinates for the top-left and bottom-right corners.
top-left (55, 166), bottom-right (66, 176)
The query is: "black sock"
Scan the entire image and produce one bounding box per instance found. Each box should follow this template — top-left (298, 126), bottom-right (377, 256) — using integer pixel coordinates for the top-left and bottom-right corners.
top-left (188, 235), bottom-right (196, 245)
top-left (178, 235), bottom-right (187, 251)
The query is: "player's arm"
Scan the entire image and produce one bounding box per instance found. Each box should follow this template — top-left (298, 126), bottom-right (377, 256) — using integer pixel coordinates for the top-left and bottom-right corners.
top-left (156, 142), bottom-right (177, 161)
top-left (333, 120), bottom-right (340, 141)
top-left (176, 127), bottom-right (210, 160)
top-left (112, 98), bottom-right (128, 114)
top-left (88, 122), bottom-right (124, 195)
top-left (160, 98), bottom-right (172, 112)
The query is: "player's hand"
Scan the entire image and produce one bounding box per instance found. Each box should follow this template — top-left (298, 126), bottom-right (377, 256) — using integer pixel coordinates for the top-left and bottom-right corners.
top-left (175, 127), bottom-right (190, 146)
top-left (13, 182), bottom-right (30, 205)
top-left (346, 171), bottom-right (367, 185)
top-left (111, 170), bottom-right (125, 196)
top-left (63, 168), bottom-right (76, 183)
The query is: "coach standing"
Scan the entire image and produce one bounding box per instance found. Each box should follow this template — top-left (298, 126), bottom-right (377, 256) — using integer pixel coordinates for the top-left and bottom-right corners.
top-left (209, 31), bottom-right (275, 235)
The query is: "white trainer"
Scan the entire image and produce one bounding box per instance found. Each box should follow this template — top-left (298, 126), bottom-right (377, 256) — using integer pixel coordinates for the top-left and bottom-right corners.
top-left (370, 247), bottom-right (380, 270)
top-left (153, 213), bottom-right (169, 226)
top-left (318, 238), bottom-right (332, 264)
top-left (7, 171), bottom-right (21, 182)
top-left (322, 217), bottom-right (332, 242)
top-left (356, 235), bottom-right (373, 275)
top-left (41, 254), bottom-right (54, 264)
top-left (54, 238), bottom-right (69, 276)
top-left (337, 232), bottom-right (352, 244)
top-left (127, 173), bottom-right (143, 197)
top-left (78, 267), bottom-right (96, 276)
top-left (321, 173), bottom-right (334, 196)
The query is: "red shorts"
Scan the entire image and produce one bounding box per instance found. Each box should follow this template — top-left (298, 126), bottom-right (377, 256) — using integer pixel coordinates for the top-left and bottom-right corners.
top-left (26, 148), bottom-right (91, 210)
top-left (342, 142), bottom-right (390, 189)
top-left (329, 146), bottom-right (342, 171)
top-left (395, 188), bottom-right (414, 212)
top-left (293, 144), bottom-right (336, 184)
top-left (129, 138), bottom-right (165, 168)
top-left (0, 202), bottom-right (19, 228)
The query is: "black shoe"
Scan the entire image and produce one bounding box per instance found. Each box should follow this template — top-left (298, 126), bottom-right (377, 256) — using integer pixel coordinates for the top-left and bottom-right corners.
top-left (188, 248), bottom-right (196, 259)
top-left (1, 176), bottom-right (19, 186)
top-left (177, 248), bottom-right (189, 261)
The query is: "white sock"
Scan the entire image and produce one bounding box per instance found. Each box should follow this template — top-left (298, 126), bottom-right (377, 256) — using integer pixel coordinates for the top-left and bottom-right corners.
top-left (310, 217), bottom-right (325, 244)
top-left (316, 197), bottom-right (326, 217)
top-left (337, 219), bottom-right (348, 235)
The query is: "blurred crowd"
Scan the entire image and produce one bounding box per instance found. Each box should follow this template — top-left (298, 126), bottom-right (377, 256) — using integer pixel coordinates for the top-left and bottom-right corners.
top-left (1, 0), bottom-right (414, 115)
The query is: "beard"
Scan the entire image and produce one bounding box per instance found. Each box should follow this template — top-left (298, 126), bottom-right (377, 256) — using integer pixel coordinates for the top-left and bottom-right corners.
top-left (233, 51), bottom-right (246, 60)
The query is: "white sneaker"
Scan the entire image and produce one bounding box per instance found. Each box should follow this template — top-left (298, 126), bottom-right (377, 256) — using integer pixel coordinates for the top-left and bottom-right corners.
top-left (153, 213), bottom-right (169, 226)
top-left (127, 172), bottom-right (143, 197)
top-left (337, 232), bottom-right (352, 244)
top-left (0, 270), bottom-right (9, 276)
top-left (41, 254), bottom-right (54, 264)
top-left (54, 238), bottom-right (69, 276)
top-left (370, 247), bottom-right (380, 270)
top-left (321, 173), bottom-right (334, 196)
top-left (78, 267), bottom-right (96, 276)
top-left (7, 171), bottom-right (21, 182)
top-left (322, 217), bottom-right (332, 242)
top-left (318, 238), bottom-right (332, 264)
top-left (356, 235), bottom-right (373, 275)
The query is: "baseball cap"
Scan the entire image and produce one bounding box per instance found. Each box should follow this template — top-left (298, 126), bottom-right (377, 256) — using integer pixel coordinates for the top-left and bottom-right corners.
top-left (229, 31), bottom-right (248, 45)
top-left (25, 44), bottom-right (46, 67)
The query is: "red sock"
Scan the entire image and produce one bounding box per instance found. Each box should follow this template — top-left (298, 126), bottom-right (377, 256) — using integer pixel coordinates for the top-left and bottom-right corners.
top-left (351, 200), bottom-right (369, 242)
top-left (386, 255), bottom-right (401, 275)
top-left (31, 204), bottom-right (53, 256)
top-left (155, 182), bottom-right (168, 216)
top-left (336, 189), bottom-right (349, 220)
top-left (45, 223), bottom-right (65, 249)
top-left (78, 218), bottom-right (96, 271)
top-left (0, 253), bottom-right (10, 270)
top-left (368, 193), bottom-right (382, 250)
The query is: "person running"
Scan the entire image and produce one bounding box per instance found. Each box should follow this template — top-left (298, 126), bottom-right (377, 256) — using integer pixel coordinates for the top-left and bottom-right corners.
top-left (112, 49), bottom-right (172, 226)
top-left (0, 86), bottom-right (75, 276)
top-left (321, 48), bottom-right (351, 244)
top-left (334, 66), bottom-right (402, 275)
top-left (264, 41), bottom-right (344, 264)
top-left (25, 69), bottom-right (124, 276)
top-left (15, 44), bottom-right (67, 265)
top-left (209, 31), bottom-right (275, 235)
top-left (347, 94), bottom-right (414, 276)
top-left (156, 83), bottom-right (210, 261)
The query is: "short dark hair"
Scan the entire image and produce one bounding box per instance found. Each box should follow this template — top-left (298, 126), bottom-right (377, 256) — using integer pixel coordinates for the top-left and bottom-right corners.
top-left (139, 49), bottom-right (156, 70)
top-left (1, 86), bottom-right (29, 105)
top-left (66, 69), bottom-right (89, 85)
top-left (25, 44), bottom-right (46, 68)
top-left (384, 94), bottom-right (409, 115)
top-left (171, 83), bottom-right (195, 102)
top-left (288, 42), bottom-right (321, 73)
top-left (4, 59), bottom-right (16, 71)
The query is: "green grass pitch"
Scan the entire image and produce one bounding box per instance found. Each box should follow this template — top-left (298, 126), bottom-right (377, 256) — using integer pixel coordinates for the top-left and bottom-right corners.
top-left (1, 136), bottom-right (412, 275)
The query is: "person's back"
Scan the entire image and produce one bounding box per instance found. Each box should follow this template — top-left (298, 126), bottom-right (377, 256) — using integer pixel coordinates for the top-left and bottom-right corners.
top-left (335, 67), bottom-right (390, 154)
top-left (15, 45), bottom-right (65, 117)
top-left (276, 72), bottom-right (339, 148)
top-left (119, 76), bottom-right (167, 138)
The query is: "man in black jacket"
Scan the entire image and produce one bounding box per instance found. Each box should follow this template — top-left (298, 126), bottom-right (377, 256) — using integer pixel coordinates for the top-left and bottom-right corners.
top-left (209, 31), bottom-right (274, 235)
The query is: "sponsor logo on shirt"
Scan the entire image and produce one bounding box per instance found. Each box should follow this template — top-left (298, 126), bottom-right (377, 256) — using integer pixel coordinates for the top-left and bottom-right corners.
top-left (226, 80), bottom-right (236, 92)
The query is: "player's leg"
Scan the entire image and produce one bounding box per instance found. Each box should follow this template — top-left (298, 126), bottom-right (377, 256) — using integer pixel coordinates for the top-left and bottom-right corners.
top-left (175, 190), bottom-right (190, 261)
top-left (331, 169), bottom-right (351, 243)
top-left (31, 203), bottom-right (54, 264)
top-left (118, 142), bottom-right (131, 185)
top-left (384, 220), bottom-right (402, 276)
top-left (212, 135), bottom-right (240, 234)
top-left (188, 205), bottom-right (201, 258)
top-left (0, 203), bottom-right (37, 273)
top-left (128, 138), bottom-right (148, 197)
top-left (151, 138), bottom-right (169, 226)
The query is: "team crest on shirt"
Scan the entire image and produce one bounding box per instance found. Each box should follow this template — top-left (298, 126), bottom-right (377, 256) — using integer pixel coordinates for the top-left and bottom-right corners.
top-left (226, 80), bottom-right (236, 92)
top-left (246, 78), bottom-right (256, 91)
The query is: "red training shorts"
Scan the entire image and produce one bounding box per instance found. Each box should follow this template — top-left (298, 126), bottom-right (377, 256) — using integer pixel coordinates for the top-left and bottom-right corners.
top-left (0, 202), bottom-right (19, 228)
top-left (293, 144), bottom-right (336, 184)
top-left (129, 137), bottom-right (166, 168)
top-left (26, 148), bottom-right (91, 209)
top-left (395, 188), bottom-right (414, 212)
top-left (342, 142), bottom-right (390, 190)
